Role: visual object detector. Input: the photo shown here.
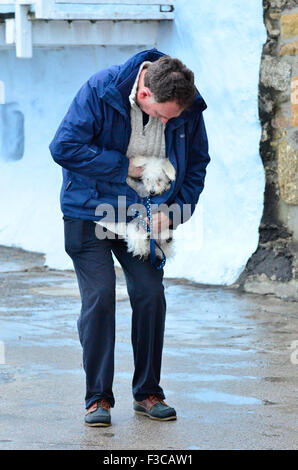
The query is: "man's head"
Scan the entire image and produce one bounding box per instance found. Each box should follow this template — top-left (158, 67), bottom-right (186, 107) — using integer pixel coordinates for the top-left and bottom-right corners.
top-left (136, 56), bottom-right (197, 124)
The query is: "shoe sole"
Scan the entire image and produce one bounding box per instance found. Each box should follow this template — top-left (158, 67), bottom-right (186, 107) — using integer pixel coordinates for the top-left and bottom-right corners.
top-left (134, 410), bottom-right (177, 421)
top-left (84, 421), bottom-right (111, 427)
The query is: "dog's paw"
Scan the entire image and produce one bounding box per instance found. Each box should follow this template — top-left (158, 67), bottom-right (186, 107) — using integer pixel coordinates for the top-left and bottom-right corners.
top-left (162, 159), bottom-right (176, 182)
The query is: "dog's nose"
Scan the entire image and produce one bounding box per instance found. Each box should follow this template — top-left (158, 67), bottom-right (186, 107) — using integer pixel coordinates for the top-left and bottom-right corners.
top-left (150, 190), bottom-right (155, 196)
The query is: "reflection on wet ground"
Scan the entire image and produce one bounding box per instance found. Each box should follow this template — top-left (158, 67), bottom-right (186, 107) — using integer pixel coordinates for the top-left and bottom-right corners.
top-left (0, 246), bottom-right (297, 449)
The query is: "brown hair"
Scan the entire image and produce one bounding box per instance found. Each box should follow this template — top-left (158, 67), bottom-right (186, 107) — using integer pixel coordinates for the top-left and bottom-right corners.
top-left (144, 56), bottom-right (197, 109)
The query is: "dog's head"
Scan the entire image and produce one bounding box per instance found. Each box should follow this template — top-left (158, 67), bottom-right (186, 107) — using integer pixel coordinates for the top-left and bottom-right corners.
top-left (142, 158), bottom-right (176, 196)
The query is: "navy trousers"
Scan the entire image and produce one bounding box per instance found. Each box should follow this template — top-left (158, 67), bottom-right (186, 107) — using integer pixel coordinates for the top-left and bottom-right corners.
top-left (63, 216), bottom-right (166, 408)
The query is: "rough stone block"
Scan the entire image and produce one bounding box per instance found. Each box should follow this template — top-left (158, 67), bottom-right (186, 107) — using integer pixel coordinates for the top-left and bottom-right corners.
top-left (291, 76), bottom-right (298, 126)
top-left (281, 12), bottom-right (298, 38)
top-left (280, 40), bottom-right (298, 55)
top-left (272, 111), bottom-right (290, 128)
top-left (278, 139), bottom-right (298, 204)
top-left (260, 56), bottom-right (291, 91)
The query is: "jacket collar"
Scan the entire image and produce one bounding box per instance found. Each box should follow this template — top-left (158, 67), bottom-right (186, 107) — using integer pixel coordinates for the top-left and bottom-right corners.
top-left (166, 92), bottom-right (208, 130)
top-left (101, 48), bottom-right (165, 116)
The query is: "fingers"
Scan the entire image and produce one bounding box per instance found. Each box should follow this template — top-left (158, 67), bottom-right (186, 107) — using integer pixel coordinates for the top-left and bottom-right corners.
top-left (128, 163), bottom-right (144, 178)
top-left (143, 213), bottom-right (170, 235)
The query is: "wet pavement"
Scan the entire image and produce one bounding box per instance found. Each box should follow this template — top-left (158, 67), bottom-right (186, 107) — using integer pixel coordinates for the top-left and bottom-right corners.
top-left (0, 245), bottom-right (297, 450)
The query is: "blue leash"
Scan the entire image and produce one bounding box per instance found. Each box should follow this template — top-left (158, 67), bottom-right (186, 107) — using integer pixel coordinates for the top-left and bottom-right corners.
top-left (145, 196), bottom-right (167, 270)
top-left (133, 196), bottom-right (166, 270)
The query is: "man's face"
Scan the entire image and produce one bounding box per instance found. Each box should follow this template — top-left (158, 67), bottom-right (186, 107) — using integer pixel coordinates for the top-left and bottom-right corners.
top-left (136, 88), bottom-right (184, 124)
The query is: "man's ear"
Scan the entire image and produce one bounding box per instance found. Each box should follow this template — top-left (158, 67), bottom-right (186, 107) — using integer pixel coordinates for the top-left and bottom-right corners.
top-left (138, 86), bottom-right (151, 100)
top-left (163, 160), bottom-right (176, 181)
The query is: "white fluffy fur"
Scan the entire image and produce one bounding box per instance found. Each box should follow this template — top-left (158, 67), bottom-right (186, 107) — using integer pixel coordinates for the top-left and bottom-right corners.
top-left (125, 216), bottom-right (175, 260)
top-left (96, 155), bottom-right (176, 261)
top-left (124, 155), bottom-right (176, 260)
top-left (126, 156), bottom-right (176, 198)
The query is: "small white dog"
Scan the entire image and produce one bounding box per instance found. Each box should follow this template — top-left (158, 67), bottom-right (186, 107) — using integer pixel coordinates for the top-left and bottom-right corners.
top-left (96, 155), bottom-right (176, 262)
top-left (126, 155), bottom-right (175, 198)
top-left (125, 155), bottom-right (176, 261)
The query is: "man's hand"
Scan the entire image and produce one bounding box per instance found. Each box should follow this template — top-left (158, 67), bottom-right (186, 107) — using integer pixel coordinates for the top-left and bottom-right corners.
top-left (128, 157), bottom-right (144, 179)
top-left (145, 211), bottom-right (172, 236)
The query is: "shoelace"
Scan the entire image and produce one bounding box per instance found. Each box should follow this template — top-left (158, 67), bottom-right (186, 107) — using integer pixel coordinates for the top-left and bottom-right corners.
top-left (86, 398), bottom-right (111, 415)
top-left (147, 395), bottom-right (168, 407)
top-left (100, 399), bottom-right (111, 411)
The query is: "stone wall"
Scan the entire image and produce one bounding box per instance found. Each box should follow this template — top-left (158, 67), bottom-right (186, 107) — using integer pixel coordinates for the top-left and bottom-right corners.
top-left (236, 0), bottom-right (298, 300)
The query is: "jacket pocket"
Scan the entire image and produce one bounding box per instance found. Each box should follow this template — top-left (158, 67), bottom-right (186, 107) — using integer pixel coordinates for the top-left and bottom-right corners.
top-left (62, 176), bottom-right (98, 209)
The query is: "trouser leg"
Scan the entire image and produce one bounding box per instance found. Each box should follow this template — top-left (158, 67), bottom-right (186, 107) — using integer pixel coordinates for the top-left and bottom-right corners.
top-left (63, 217), bottom-right (116, 408)
top-left (112, 241), bottom-right (167, 402)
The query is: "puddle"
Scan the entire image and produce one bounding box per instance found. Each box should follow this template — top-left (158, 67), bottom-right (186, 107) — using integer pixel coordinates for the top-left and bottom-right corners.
top-left (0, 319), bottom-right (55, 341)
top-left (30, 286), bottom-right (80, 297)
top-left (0, 371), bottom-right (16, 384)
top-left (21, 276), bottom-right (69, 285)
top-left (22, 401), bottom-right (61, 409)
top-left (187, 389), bottom-right (262, 405)
top-left (29, 284), bottom-right (128, 301)
top-left (0, 306), bottom-right (49, 316)
top-left (28, 337), bottom-right (80, 348)
top-left (164, 372), bottom-right (257, 382)
top-left (115, 370), bottom-right (257, 383)
top-left (164, 345), bottom-right (254, 357)
top-left (2, 363), bottom-right (84, 381)
top-left (28, 363), bottom-right (83, 377)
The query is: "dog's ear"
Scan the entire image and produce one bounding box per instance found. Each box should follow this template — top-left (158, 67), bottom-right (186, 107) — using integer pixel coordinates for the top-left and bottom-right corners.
top-left (162, 159), bottom-right (176, 181)
top-left (133, 155), bottom-right (147, 167)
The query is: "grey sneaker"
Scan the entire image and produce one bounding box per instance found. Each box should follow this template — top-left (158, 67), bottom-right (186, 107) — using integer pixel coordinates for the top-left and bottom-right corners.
top-left (84, 399), bottom-right (111, 427)
top-left (133, 395), bottom-right (177, 421)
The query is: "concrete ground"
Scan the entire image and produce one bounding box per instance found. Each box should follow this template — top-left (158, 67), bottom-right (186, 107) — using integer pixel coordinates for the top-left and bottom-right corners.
top-left (0, 244), bottom-right (297, 450)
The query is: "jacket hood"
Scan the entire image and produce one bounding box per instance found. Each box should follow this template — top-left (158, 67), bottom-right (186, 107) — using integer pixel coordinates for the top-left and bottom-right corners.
top-left (115, 48), bottom-right (165, 88)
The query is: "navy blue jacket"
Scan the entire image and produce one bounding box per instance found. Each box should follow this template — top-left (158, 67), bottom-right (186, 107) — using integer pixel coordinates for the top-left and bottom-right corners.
top-left (49, 48), bottom-right (210, 228)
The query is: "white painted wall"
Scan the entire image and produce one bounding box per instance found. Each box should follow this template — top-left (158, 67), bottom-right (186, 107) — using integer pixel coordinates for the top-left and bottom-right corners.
top-left (157, 0), bottom-right (266, 284)
top-left (0, 45), bottom-right (147, 269)
top-left (0, 0), bottom-right (266, 285)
